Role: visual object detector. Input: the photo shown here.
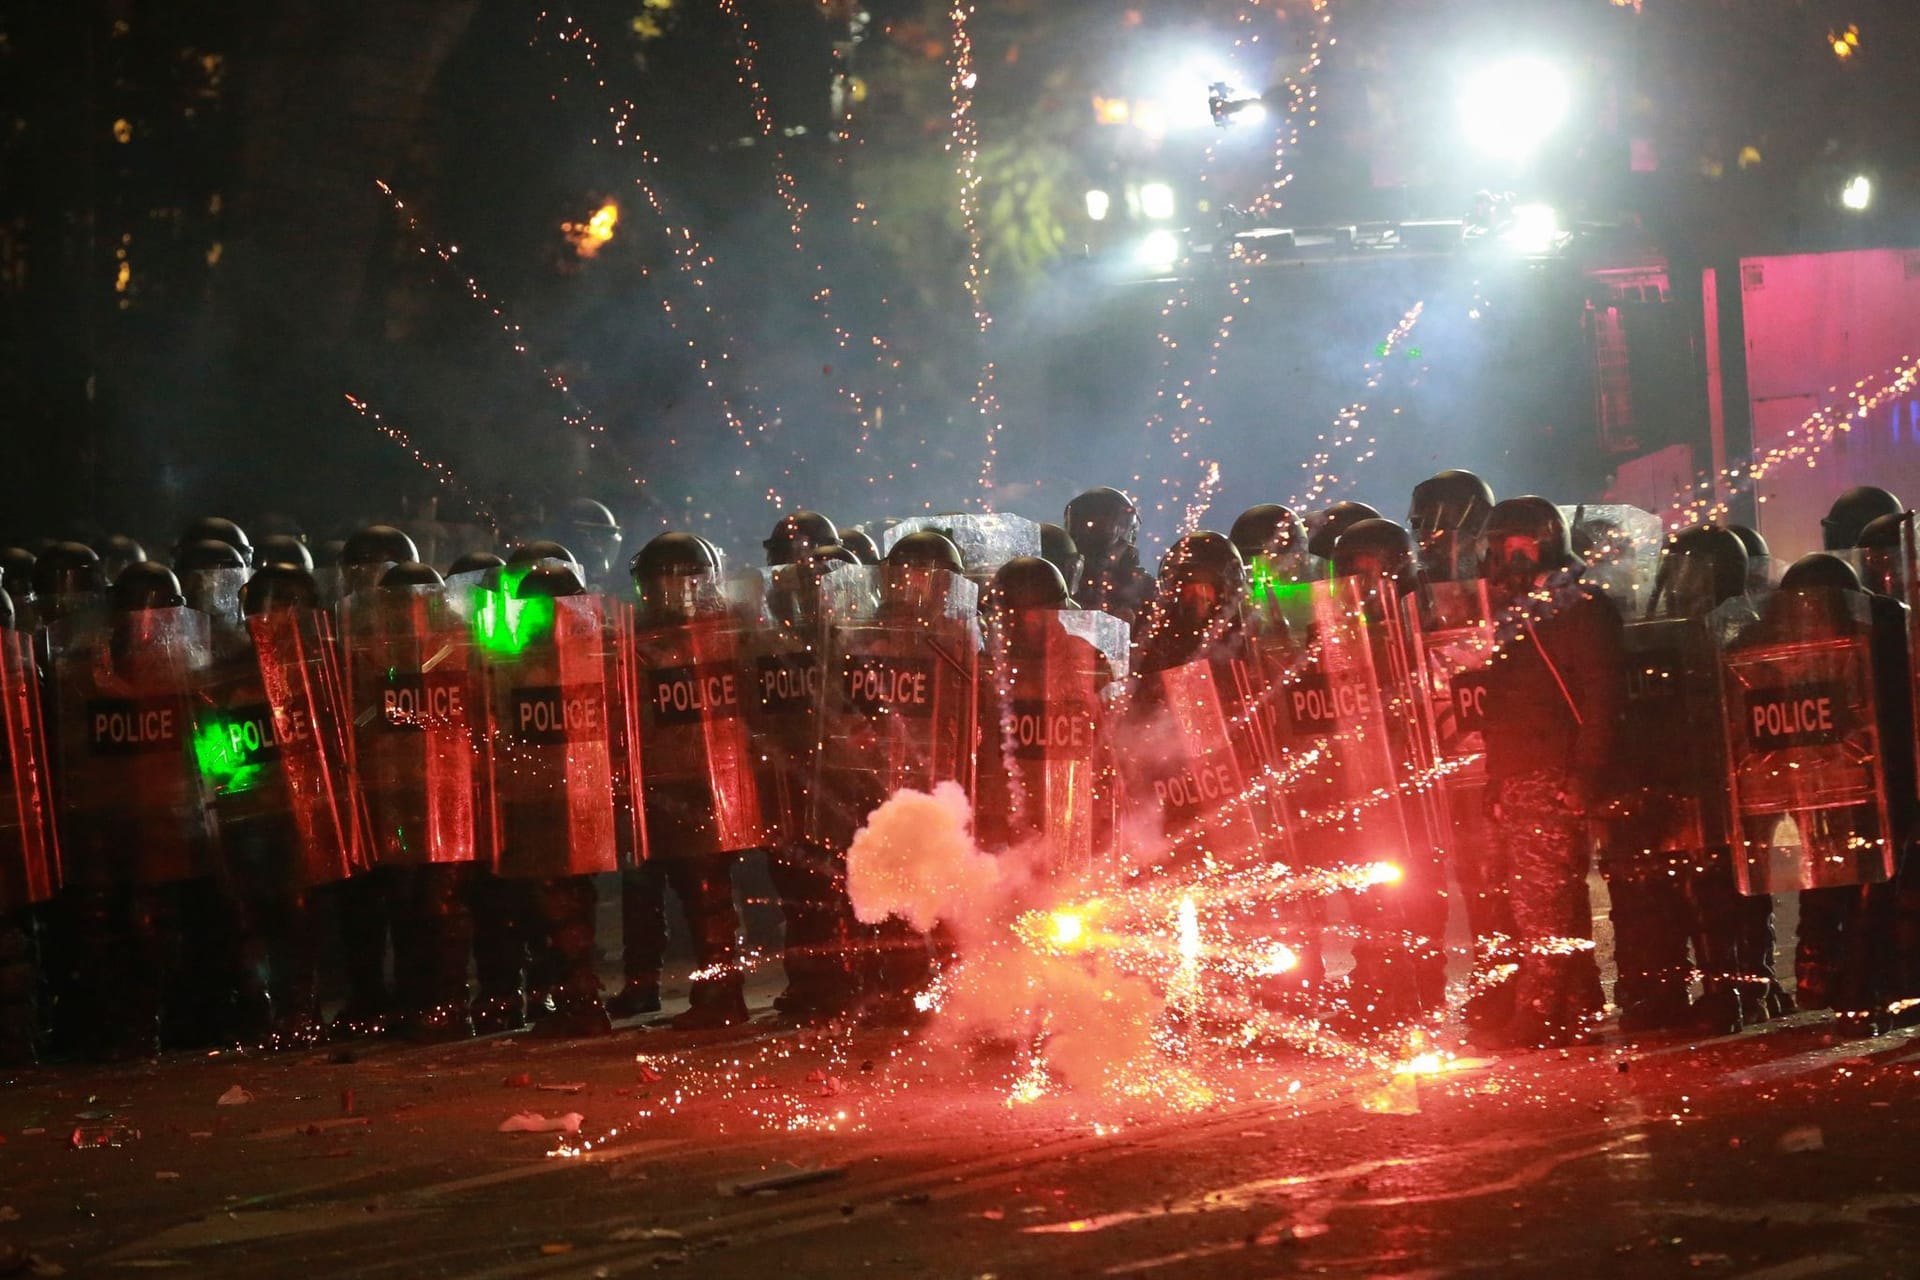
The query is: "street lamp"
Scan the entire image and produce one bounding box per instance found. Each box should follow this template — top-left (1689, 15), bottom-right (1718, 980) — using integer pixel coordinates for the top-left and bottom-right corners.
top-left (1841, 174), bottom-right (1873, 212)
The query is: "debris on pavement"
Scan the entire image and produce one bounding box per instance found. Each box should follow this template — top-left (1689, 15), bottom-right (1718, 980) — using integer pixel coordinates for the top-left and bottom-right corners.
top-left (723, 1164), bottom-right (849, 1196)
top-left (503, 1073), bottom-right (532, 1088)
top-left (537, 1082), bottom-right (587, 1094)
top-left (610, 1227), bottom-right (685, 1243)
top-left (69, 1123), bottom-right (139, 1150)
top-left (215, 1086), bottom-right (254, 1107)
top-left (1778, 1125), bottom-right (1825, 1154)
top-left (498, 1111), bottom-right (584, 1135)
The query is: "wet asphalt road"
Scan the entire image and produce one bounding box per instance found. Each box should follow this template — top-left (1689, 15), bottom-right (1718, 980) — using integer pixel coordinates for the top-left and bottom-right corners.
top-left (5, 989), bottom-right (1920, 1280)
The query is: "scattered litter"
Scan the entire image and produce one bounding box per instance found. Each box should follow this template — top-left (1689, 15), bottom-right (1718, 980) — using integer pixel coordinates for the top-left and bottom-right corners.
top-left (70, 1123), bottom-right (139, 1150)
top-left (723, 1164), bottom-right (848, 1196)
top-left (1778, 1125), bottom-right (1825, 1154)
top-left (537, 1083), bottom-right (587, 1094)
top-left (817, 1077), bottom-right (843, 1098)
top-left (0, 1206), bottom-right (17, 1221)
top-left (890, 1192), bottom-right (930, 1207)
top-left (154, 1171), bottom-right (181, 1181)
top-left (498, 1112), bottom-right (583, 1135)
top-left (637, 1066), bottom-right (663, 1085)
top-left (73, 1110), bottom-right (113, 1122)
top-left (187, 1132), bottom-right (212, 1140)
top-left (651, 1252), bottom-right (689, 1267)
top-left (805, 1069), bottom-right (826, 1083)
top-left (503, 1073), bottom-right (532, 1089)
top-left (215, 1087), bottom-right (254, 1107)
top-left (609, 1227), bottom-right (684, 1243)
top-left (1688, 1253), bottom-right (1733, 1269)
top-left (538, 1243), bottom-right (573, 1256)
top-left (1257, 1220), bottom-right (1331, 1245)
top-left (340, 1090), bottom-right (354, 1115)
top-left (19, 1129), bottom-right (43, 1138)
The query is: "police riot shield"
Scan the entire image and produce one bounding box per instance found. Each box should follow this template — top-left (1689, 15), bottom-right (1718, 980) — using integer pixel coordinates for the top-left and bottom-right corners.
top-left (1614, 616), bottom-right (1734, 857)
top-left (1402, 578), bottom-right (1497, 814)
top-left (1561, 504), bottom-right (1664, 617)
top-left (1270, 576), bottom-right (1412, 875)
top-left (340, 586), bottom-right (479, 868)
top-left (1721, 588), bottom-right (1894, 895)
top-left (1118, 652), bottom-right (1271, 869)
top-left (627, 608), bottom-right (769, 859)
top-left (0, 630), bottom-right (57, 912)
top-left (980, 610), bottom-right (1121, 875)
top-left (880, 514), bottom-right (1040, 581)
top-left (245, 607), bottom-right (367, 883)
top-left (51, 607), bottom-right (215, 887)
top-left (182, 566), bottom-right (251, 656)
top-left (738, 562), bottom-right (848, 847)
top-left (480, 592), bottom-right (620, 878)
top-left (815, 566), bottom-right (979, 849)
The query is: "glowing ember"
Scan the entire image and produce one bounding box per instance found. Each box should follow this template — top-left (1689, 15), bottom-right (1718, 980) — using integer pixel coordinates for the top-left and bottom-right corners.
top-left (1049, 910), bottom-right (1087, 951)
top-left (1364, 861), bottom-right (1403, 886)
top-left (562, 201), bottom-right (620, 258)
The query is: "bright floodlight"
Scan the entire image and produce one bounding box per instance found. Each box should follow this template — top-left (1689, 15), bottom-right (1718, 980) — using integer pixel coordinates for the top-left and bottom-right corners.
top-left (1506, 202), bottom-right (1563, 253)
top-left (1458, 57), bottom-right (1571, 161)
top-left (1842, 174), bottom-right (1872, 211)
top-left (1140, 181), bottom-right (1178, 221)
top-left (1232, 99), bottom-right (1268, 127)
top-left (1138, 228), bottom-right (1181, 270)
top-left (1085, 188), bottom-right (1111, 222)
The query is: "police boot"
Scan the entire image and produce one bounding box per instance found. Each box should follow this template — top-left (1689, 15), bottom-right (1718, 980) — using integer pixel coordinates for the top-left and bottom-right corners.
top-left (0, 916), bottom-right (38, 1067)
top-left (101, 888), bottom-right (169, 1062)
top-left (168, 877), bottom-right (243, 1047)
top-left (1608, 868), bottom-right (1692, 1034)
top-left (608, 865), bottom-right (664, 1020)
top-left (859, 917), bottom-right (931, 1025)
top-left (264, 891), bottom-right (323, 1048)
top-left (671, 862), bottom-right (750, 1031)
top-left (400, 865), bottom-right (475, 1043)
top-left (1745, 894), bottom-right (1792, 1017)
top-left (470, 871), bottom-right (528, 1034)
top-left (330, 873), bottom-right (393, 1036)
top-left (530, 877), bottom-right (611, 1039)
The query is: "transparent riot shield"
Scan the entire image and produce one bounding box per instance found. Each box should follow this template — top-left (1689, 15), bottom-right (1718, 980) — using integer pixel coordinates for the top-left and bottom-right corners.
top-left (1270, 577), bottom-right (1411, 876)
top-left (52, 607), bottom-right (215, 887)
top-left (1721, 587), bottom-right (1894, 894)
top-left (739, 562), bottom-right (849, 848)
top-left (479, 592), bottom-right (619, 878)
top-left (340, 586), bottom-right (479, 868)
top-left (627, 610), bottom-right (769, 859)
top-left (1614, 616), bottom-right (1733, 856)
top-left (0, 630), bottom-right (57, 912)
top-left (815, 566), bottom-right (979, 848)
top-left (1119, 651), bottom-right (1273, 870)
top-left (1402, 579), bottom-right (1498, 846)
top-left (1561, 503), bottom-right (1664, 618)
top-left (980, 610), bottom-right (1119, 876)
top-left (247, 607), bottom-right (367, 883)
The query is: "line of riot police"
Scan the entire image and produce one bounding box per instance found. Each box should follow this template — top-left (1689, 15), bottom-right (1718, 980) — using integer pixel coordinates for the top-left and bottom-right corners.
top-left (2, 475), bottom-right (1919, 1064)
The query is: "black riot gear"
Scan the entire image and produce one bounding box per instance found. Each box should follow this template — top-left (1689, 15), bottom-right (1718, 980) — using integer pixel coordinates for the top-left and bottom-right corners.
top-left (242, 564), bottom-right (321, 614)
top-left (1228, 503), bottom-right (1308, 564)
top-left (1780, 551), bottom-right (1863, 594)
top-left (514, 561), bottom-right (585, 599)
top-left (0, 549), bottom-right (32, 606)
top-left (506, 538), bottom-right (581, 576)
top-left (1409, 470), bottom-right (1495, 581)
top-left (1822, 486), bottom-right (1903, 551)
top-left (99, 535), bottom-right (147, 581)
top-left (837, 527), bottom-right (881, 565)
top-left (111, 562), bottom-right (186, 612)
top-left (1332, 518), bottom-right (1419, 610)
top-left (990, 556), bottom-right (1071, 611)
top-left (447, 550), bottom-right (505, 578)
top-left (257, 534), bottom-right (314, 573)
top-left (1037, 523), bottom-right (1085, 597)
top-left (1727, 525), bottom-right (1772, 591)
top-left (178, 517), bottom-right (254, 568)
top-left (764, 511), bottom-right (840, 565)
top-left (340, 525), bottom-right (421, 597)
top-left (0, 586), bottom-right (11, 633)
top-left (1480, 496), bottom-right (1573, 599)
top-left (563, 498), bottom-right (622, 585)
top-left (381, 561), bottom-right (445, 590)
top-left (33, 541), bottom-right (103, 608)
top-left (631, 532), bottom-right (721, 624)
top-left (175, 538), bottom-right (247, 575)
top-left (887, 530), bottom-right (967, 574)
top-left (1854, 511), bottom-right (1906, 598)
top-left (1649, 526), bottom-right (1748, 619)
top-left (1159, 530), bottom-right (1246, 592)
top-left (1064, 487), bottom-right (1139, 556)
top-left (1307, 500), bottom-right (1382, 561)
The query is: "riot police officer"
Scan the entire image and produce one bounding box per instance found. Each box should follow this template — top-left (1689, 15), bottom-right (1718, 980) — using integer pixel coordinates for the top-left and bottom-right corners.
top-left (257, 534), bottom-right (314, 573)
top-left (99, 535), bottom-right (147, 583)
top-left (1064, 488), bottom-right (1154, 622)
top-left (0, 583), bottom-right (54, 1065)
top-left (1037, 524), bottom-right (1086, 600)
top-left (765, 511), bottom-right (841, 566)
top-left (565, 498), bottom-right (624, 588)
top-left (1133, 531), bottom-right (1249, 674)
top-left (1728, 525), bottom-right (1773, 593)
top-left (837, 527), bottom-right (882, 566)
top-left (1408, 470), bottom-right (1495, 583)
top-left (1306, 500), bottom-right (1382, 562)
top-left (625, 534), bottom-right (759, 1029)
top-left (177, 517), bottom-right (255, 569)
top-left (1475, 497), bottom-right (1625, 1048)
top-left (1821, 486), bottom-right (1903, 552)
top-left (339, 525), bottom-right (420, 598)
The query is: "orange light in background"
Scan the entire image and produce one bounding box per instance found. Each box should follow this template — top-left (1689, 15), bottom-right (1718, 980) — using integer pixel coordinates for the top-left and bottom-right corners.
top-left (1364, 861), bottom-right (1402, 886)
top-left (1092, 95), bottom-right (1131, 126)
top-left (1830, 24), bottom-right (1859, 59)
top-left (562, 201), bottom-right (619, 258)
